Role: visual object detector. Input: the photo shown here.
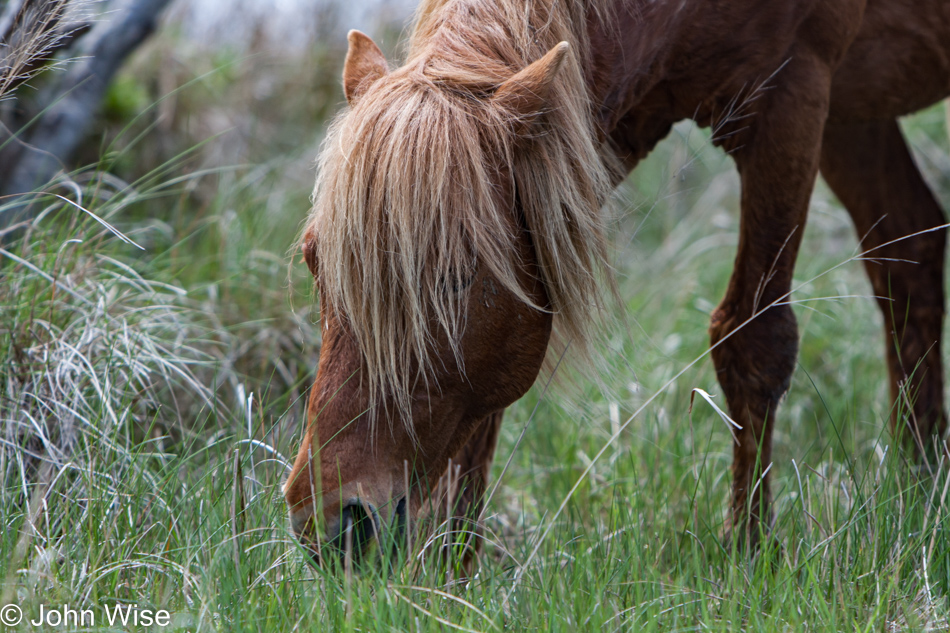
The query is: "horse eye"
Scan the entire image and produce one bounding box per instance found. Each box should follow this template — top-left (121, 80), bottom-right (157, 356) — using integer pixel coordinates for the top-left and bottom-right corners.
top-left (442, 270), bottom-right (476, 294)
top-left (452, 274), bottom-right (475, 293)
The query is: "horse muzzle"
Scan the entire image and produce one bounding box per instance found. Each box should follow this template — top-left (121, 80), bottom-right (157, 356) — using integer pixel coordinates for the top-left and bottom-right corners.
top-left (291, 498), bottom-right (408, 568)
top-left (325, 500), bottom-right (381, 563)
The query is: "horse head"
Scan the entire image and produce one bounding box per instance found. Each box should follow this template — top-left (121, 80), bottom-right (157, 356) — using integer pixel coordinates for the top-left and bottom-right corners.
top-left (284, 24), bottom-right (610, 564)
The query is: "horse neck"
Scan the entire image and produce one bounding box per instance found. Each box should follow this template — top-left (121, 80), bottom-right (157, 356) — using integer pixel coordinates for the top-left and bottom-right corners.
top-left (585, 2), bottom-right (698, 131)
top-left (407, 0), bottom-right (691, 148)
top-left (407, 1), bottom-right (605, 78)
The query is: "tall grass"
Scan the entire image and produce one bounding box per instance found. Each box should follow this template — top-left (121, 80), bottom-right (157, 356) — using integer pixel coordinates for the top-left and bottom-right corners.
top-left (2, 22), bottom-right (950, 630)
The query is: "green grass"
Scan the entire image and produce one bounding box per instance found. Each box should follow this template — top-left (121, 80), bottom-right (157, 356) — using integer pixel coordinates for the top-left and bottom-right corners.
top-left (2, 48), bottom-right (950, 630)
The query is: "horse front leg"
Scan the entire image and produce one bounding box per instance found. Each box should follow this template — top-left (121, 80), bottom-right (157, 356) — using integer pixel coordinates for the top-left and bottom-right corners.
top-left (709, 53), bottom-right (833, 550)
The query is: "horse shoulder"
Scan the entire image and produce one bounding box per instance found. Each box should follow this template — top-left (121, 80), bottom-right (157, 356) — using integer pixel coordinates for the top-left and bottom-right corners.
top-left (829, 0), bottom-right (950, 120)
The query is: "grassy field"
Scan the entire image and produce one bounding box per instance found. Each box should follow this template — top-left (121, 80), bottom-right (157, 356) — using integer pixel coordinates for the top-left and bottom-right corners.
top-left (2, 33), bottom-right (950, 631)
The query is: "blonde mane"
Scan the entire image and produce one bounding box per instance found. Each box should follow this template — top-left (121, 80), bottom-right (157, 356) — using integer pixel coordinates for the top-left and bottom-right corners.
top-left (305, 0), bottom-right (618, 423)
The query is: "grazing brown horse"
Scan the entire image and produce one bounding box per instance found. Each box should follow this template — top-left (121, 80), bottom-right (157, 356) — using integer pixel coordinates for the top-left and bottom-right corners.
top-left (285, 0), bottom-right (950, 564)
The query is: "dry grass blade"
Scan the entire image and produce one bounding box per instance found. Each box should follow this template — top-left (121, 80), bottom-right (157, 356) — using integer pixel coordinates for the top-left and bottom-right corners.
top-left (390, 588), bottom-right (490, 633)
top-left (0, 0), bottom-right (86, 98)
top-left (689, 387), bottom-right (741, 444)
top-left (49, 193), bottom-right (145, 249)
top-left (391, 586), bottom-right (498, 630)
top-left (231, 448), bottom-right (246, 572)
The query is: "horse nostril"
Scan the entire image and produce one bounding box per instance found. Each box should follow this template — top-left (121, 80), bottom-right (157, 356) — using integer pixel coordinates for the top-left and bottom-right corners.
top-left (388, 497), bottom-right (408, 558)
top-left (329, 501), bottom-right (380, 562)
top-left (393, 497), bottom-right (407, 531)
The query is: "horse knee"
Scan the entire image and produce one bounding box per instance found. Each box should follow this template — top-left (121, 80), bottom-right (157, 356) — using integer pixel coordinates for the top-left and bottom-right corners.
top-left (709, 303), bottom-right (799, 415)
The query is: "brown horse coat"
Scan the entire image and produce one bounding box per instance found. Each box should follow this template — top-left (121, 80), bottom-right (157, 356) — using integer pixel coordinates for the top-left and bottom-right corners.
top-left (287, 0), bottom-right (950, 563)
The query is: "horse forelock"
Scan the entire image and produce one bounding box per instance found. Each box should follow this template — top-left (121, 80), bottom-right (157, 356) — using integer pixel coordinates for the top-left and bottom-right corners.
top-left (305, 0), bottom-right (618, 431)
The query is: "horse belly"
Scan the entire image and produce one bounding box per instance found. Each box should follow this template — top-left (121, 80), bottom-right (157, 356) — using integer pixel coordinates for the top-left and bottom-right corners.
top-left (829, 0), bottom-right (950, 121)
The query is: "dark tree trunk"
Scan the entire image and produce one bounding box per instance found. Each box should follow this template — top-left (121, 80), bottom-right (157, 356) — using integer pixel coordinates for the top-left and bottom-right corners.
top-left (0, 0), bottom-right (173, 229)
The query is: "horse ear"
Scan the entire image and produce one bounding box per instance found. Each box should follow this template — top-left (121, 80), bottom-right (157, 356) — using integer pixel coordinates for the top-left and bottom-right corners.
top-left (343, 30), bottom-right (389, 105)
top-left (301, 225), bottom-right (318, 277)
top-left (492, 41), bottom-right (570, 122)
